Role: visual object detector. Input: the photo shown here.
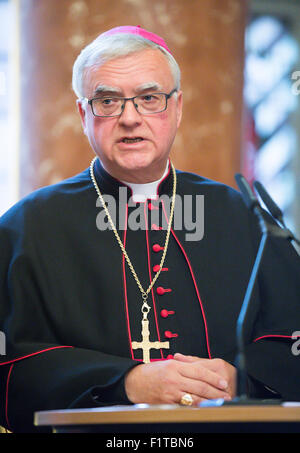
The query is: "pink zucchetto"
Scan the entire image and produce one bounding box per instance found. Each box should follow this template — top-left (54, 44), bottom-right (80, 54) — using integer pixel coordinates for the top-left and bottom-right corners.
top-left (100, 25), bottom-right (172, 55)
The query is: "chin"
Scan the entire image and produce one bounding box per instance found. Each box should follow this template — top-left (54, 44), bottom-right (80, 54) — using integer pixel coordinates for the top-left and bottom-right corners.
top-left (117, 153), bottom-right (157, 172)
top-left (114, 154), bottom-right (166, 182)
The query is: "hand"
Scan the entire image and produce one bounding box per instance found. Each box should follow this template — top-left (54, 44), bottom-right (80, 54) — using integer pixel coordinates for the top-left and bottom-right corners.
top-left (124, 355), bottom-right (235, 406)
top-left (173, 353), bottom-right (237, 399)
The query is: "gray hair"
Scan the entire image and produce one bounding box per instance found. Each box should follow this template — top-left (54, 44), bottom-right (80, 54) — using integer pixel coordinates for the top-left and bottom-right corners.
top-left (72, 33), bottom-right (181, 98)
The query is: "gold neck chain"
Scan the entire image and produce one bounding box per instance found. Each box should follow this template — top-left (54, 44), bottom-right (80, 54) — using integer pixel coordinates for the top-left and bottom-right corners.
top-left (89, 157), bottom-right (177, 317)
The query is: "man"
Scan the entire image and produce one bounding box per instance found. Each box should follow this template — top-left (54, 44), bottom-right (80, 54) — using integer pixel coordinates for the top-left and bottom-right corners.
top-left (0, 26), bottom-right (299, 433)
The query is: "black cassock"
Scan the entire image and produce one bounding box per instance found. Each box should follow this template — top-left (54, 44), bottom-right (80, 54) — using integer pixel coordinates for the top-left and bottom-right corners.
top-left (0, 159), bottom-right (299, 432)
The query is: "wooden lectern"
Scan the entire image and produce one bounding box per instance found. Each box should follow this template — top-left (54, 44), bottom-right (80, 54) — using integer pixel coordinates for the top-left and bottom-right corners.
top-left (35, 403), bottom-right (300, 433)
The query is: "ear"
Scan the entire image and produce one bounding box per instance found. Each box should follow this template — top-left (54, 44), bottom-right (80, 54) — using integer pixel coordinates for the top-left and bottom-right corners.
top-left (176, 90), bottom-right (183, 128)
top-left (77, 99), bottom-right (88, 135)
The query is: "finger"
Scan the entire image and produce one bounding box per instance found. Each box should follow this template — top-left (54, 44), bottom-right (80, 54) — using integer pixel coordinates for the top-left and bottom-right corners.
top-left (178, 393), bottom-right (208, 407)
top-left (173, 353), bottom-right (200, 363)
top-left (187, 358), bottom-right (236, 396)
top-left (174, 354), bottom-right (213, 367)
top-left (179, 361), bottom-right (229, 391)
top-left (180, 375), bottom-right (231, 401)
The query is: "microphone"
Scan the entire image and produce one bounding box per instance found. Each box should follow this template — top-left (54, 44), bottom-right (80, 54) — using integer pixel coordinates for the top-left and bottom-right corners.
top-left (254, 180), bottom-right (300, 246)
top-left (235, 174), bottom-right (260, 212)
top-left (235, 173), bottom-right (268, 235)
top-left (253, 181), bottom-right (285, 226)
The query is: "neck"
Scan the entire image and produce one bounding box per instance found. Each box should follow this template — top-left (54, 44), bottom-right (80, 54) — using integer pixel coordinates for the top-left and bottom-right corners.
top-left (99, 160), bottom-right (170, 202)
top-left (121, 162), bottom-right (169, 202)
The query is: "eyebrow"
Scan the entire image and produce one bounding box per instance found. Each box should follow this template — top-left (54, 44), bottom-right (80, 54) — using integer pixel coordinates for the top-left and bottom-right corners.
top-left (93, 85), bottom-right (122, 97)
top-left (135, 82), bottom-right (163, 93)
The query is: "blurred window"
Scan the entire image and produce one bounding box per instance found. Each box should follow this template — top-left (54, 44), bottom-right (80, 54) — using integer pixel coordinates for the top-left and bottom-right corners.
top-left (244, 14), bottom-right (299, 234)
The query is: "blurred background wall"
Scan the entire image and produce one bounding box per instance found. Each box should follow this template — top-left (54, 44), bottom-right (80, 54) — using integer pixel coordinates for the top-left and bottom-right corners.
top-left (0, 0), bottom-right (299, 240)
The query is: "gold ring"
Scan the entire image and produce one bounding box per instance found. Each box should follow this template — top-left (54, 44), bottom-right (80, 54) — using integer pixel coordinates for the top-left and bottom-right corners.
top-left (180, 393), bottom-right (193, 406)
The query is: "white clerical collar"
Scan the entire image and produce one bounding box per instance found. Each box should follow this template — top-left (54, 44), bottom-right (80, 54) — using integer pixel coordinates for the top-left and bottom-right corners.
top-left (121, 162), bottom-right (169, 202)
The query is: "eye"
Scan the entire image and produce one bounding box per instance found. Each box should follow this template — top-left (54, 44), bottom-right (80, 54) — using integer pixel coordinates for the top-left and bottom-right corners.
top-left (101, 98), bottom-right (115, 105)
top-left (141, 94), bottom-right (159, 102)
top-left (143, 94), bottom-right (154, 101)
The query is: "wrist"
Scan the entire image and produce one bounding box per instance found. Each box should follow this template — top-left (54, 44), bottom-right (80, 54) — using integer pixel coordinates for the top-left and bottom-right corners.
top-left (124, 363), bottom-right (144, 403)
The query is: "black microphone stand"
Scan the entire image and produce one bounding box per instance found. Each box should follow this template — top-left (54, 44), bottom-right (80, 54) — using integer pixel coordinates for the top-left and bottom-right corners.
top-left (223, 209), bottom-right (281, 405)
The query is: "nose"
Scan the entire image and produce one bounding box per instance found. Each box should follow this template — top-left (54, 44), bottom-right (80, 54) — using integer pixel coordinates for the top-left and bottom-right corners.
top-left (118, 98), bottom-right (142, 127)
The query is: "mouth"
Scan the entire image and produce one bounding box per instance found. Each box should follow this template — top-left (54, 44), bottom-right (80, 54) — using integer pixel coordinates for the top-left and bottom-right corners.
top-left (120, 137), bottom-right (144, 144)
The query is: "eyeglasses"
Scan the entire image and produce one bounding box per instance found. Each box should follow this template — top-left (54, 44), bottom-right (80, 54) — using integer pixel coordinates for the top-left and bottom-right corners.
top-left (85, 88), bottom-right (177, 117)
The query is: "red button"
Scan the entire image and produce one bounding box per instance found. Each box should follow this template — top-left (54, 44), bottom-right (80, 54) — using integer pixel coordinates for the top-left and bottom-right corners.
top-left (167, 355), bottom-right (174, 360)
top-left (165, 331), bottom-right (178, 339)
top-left (148, 202), bottom-right (158, 210)
top-left (151, 224), bottom-right (160, 231)
top-left (160, 309), bottom-right (175, 318)
top-left (153, 265), bottom-right (168, 272)
top-left (152, 244), bottom-right (164, 252)
top-left (156, 287), bottom-right (172, 295)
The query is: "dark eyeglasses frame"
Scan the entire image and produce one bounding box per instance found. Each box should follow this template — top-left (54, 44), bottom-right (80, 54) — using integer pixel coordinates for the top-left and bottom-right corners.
top-left (85, 88), bottom-right (178, 118)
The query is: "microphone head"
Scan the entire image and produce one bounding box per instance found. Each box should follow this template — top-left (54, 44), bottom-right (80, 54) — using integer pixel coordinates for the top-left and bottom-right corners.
top-left (235, 173), bottom-right (260, 212)
top-left (253, 181), bottom-right (283, 222)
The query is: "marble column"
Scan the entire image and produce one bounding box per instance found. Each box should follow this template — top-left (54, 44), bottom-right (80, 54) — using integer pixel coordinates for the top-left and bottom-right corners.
top-left (19, 0), bottom-right (248, 195)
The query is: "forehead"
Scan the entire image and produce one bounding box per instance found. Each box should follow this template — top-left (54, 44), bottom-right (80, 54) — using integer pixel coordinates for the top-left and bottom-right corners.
top-left (83, 49), bottom-right (174, 97)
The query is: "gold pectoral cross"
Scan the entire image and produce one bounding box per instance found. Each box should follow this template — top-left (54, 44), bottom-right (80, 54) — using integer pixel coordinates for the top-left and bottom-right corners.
top-left (132, 318), bottom-right (170, 364)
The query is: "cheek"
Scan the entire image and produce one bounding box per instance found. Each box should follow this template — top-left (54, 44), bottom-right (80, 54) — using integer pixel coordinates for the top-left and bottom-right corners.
top-left (151, 114), bottom-right (178, 145)
top-left (86, 118), bottom-right (114, 148)
top-left (151, 110), bottom-right (172, 128)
